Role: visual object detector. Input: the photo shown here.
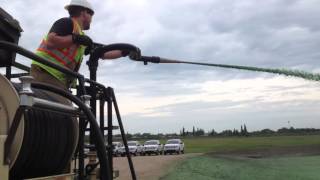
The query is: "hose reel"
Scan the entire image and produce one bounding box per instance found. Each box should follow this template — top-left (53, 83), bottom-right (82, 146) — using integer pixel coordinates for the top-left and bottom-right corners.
top-left (0, 74), bottom-right (79, 179)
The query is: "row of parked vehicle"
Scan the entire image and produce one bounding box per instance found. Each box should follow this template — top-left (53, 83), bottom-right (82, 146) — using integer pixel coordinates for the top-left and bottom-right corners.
top-left (112, 139), bottom-right (185, 156)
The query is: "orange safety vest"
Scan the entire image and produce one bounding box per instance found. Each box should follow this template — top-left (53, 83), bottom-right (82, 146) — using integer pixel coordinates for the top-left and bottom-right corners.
top-left (32, 18), bottom-right (86, 85)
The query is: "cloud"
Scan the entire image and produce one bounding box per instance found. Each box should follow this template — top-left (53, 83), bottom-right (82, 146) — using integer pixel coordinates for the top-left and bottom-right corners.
top-left (1, 0), bottom-right (320, 133)
top-left (112, 76), bottom-right (320, 133)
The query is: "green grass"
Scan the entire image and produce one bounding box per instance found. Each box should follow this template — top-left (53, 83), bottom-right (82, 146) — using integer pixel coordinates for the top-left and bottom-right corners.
top-left (182, 135), bottom-right (320, 153)
top-left (160, 135), bottom-right (320, 180)
top-left (161, 155), bottom-right (320, 180)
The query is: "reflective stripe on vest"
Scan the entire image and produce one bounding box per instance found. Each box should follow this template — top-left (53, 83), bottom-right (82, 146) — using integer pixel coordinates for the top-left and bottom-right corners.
top-left (32, 18), bottom-right (86, 84)
top-left (37, 40), bottom-right (78, 69)
top-left (36, 18), bottom-right (83, 70)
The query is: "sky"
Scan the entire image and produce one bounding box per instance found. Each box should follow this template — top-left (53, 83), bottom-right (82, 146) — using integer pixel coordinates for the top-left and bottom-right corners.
top-left (1, 0), bottom-right (320, 134)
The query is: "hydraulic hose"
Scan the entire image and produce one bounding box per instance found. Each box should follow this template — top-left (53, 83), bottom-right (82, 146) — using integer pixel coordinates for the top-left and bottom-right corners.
top-left (31, 82), bottom-right (112, 180)
top-left (0, 40), bottom-right (104, 93)
top-left (93, 42), bottom-right (139, 52)
top-left (90, 43), bottom-right (140, 59)
top-left (0, 41), bottom-right (82, 79)
top-left (10, 83), bottom-right (77, 179)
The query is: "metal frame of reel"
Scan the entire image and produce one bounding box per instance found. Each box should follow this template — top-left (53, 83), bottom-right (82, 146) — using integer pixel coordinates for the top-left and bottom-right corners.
top-left (0, 41), bottom-right (139, 180)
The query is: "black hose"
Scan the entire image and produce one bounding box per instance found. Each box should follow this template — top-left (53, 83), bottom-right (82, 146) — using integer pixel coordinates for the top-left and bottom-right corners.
top-left (90, 43), bottom-right (140, 59)
top-left (9, 84), bottom-right (77, 179)
top-left (0, 41), bottom-right (82, 79)
top-left (85, 78), bottom-right (106, 90)
top-left (31, 82), bottom-right (112, 180)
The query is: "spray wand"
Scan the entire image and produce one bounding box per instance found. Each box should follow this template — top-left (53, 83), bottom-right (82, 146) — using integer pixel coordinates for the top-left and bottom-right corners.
top-left (130, 55), bottom-right (320, 82)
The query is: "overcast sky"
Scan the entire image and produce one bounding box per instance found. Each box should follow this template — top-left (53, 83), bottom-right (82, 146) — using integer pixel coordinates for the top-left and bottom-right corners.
top-left (1, 0), bottom-right (320, 134)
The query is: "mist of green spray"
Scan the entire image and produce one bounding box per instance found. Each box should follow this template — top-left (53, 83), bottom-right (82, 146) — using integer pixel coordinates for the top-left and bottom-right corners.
top-left (179, 61), bottom-right (320, 82)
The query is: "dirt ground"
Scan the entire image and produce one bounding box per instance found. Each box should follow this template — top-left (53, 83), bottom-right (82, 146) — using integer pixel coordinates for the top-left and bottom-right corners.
top-left (85, 145), bottom-right (320, 179)
top-left (113, 153), bottom-right (200, 180)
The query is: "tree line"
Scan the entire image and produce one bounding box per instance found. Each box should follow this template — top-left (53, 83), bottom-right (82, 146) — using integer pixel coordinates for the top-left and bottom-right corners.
top-left (112, 125), bottom-right (320, 140)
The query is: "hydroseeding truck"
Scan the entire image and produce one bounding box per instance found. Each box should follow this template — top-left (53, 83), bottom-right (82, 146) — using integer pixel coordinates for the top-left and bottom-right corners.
top-left (0, 7), bottom-right (139, 180)
top-left (1, 5), bottom-right (319, 180)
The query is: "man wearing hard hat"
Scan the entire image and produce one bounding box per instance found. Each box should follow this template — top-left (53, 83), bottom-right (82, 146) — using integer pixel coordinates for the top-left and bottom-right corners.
top-left (30, 0), bottom-right (130, 102)
top-left (29, 1), bottom-right (132, 179)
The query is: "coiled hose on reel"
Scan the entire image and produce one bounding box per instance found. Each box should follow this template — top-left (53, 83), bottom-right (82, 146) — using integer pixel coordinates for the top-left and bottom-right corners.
top-left (9, 83), bottom-right (78, 179)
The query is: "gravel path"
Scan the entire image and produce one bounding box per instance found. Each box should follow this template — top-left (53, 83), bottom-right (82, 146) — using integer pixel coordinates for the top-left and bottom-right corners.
top-left (113, 154), bottom-right (200, 180)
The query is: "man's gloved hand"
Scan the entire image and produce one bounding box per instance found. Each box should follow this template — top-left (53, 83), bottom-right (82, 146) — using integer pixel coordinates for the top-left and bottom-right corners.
top-left (84, 46), bottom-right (91, 55)
top-left (128, 47), bottom-right (141, 60)
top-left (72, 34), bottom-right (93, 47)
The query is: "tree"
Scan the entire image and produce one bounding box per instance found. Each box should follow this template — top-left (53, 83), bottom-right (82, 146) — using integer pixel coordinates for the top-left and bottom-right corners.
top-left (126, 132), bottom-right (132, 139)
top-left (233, 129), bottom-right (239, 136)
top-left (192, 126), bottom-right (195, 136)
top-left (142, 133), bottom-right (151, 138)
top-left (195, 128), bottom-right (205, 136)
top-left (220, 130), bottom-right (233, 136)
top-left (243, 124), bottom-right (248, 136)
top-left (209, 129), bottom-right (216, 136)
top-left (260, 129), bottom-right (275, 135)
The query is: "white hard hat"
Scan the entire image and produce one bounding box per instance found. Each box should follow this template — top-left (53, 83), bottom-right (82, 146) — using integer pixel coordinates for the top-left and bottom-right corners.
top-left (65, 0), bottom-right (94, 14)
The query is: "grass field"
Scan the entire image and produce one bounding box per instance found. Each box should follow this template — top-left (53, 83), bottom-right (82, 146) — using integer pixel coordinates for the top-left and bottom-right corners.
top-left (161, 155), bottom-right (320, 180)
top-left (161, 135), bottom-right (320, 180)
top-left (181, 135), bottom-right (320, 153)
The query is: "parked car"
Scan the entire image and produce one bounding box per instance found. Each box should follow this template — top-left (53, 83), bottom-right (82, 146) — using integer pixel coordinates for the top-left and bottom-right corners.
top-left (143, 140), bottom-right (163, 155)
top-left (119, 141), bottom-right (143, 156)
top-left (163, 139), bottom-right (184, 155)
top-left (112, 142), bottom-right (123, 156)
